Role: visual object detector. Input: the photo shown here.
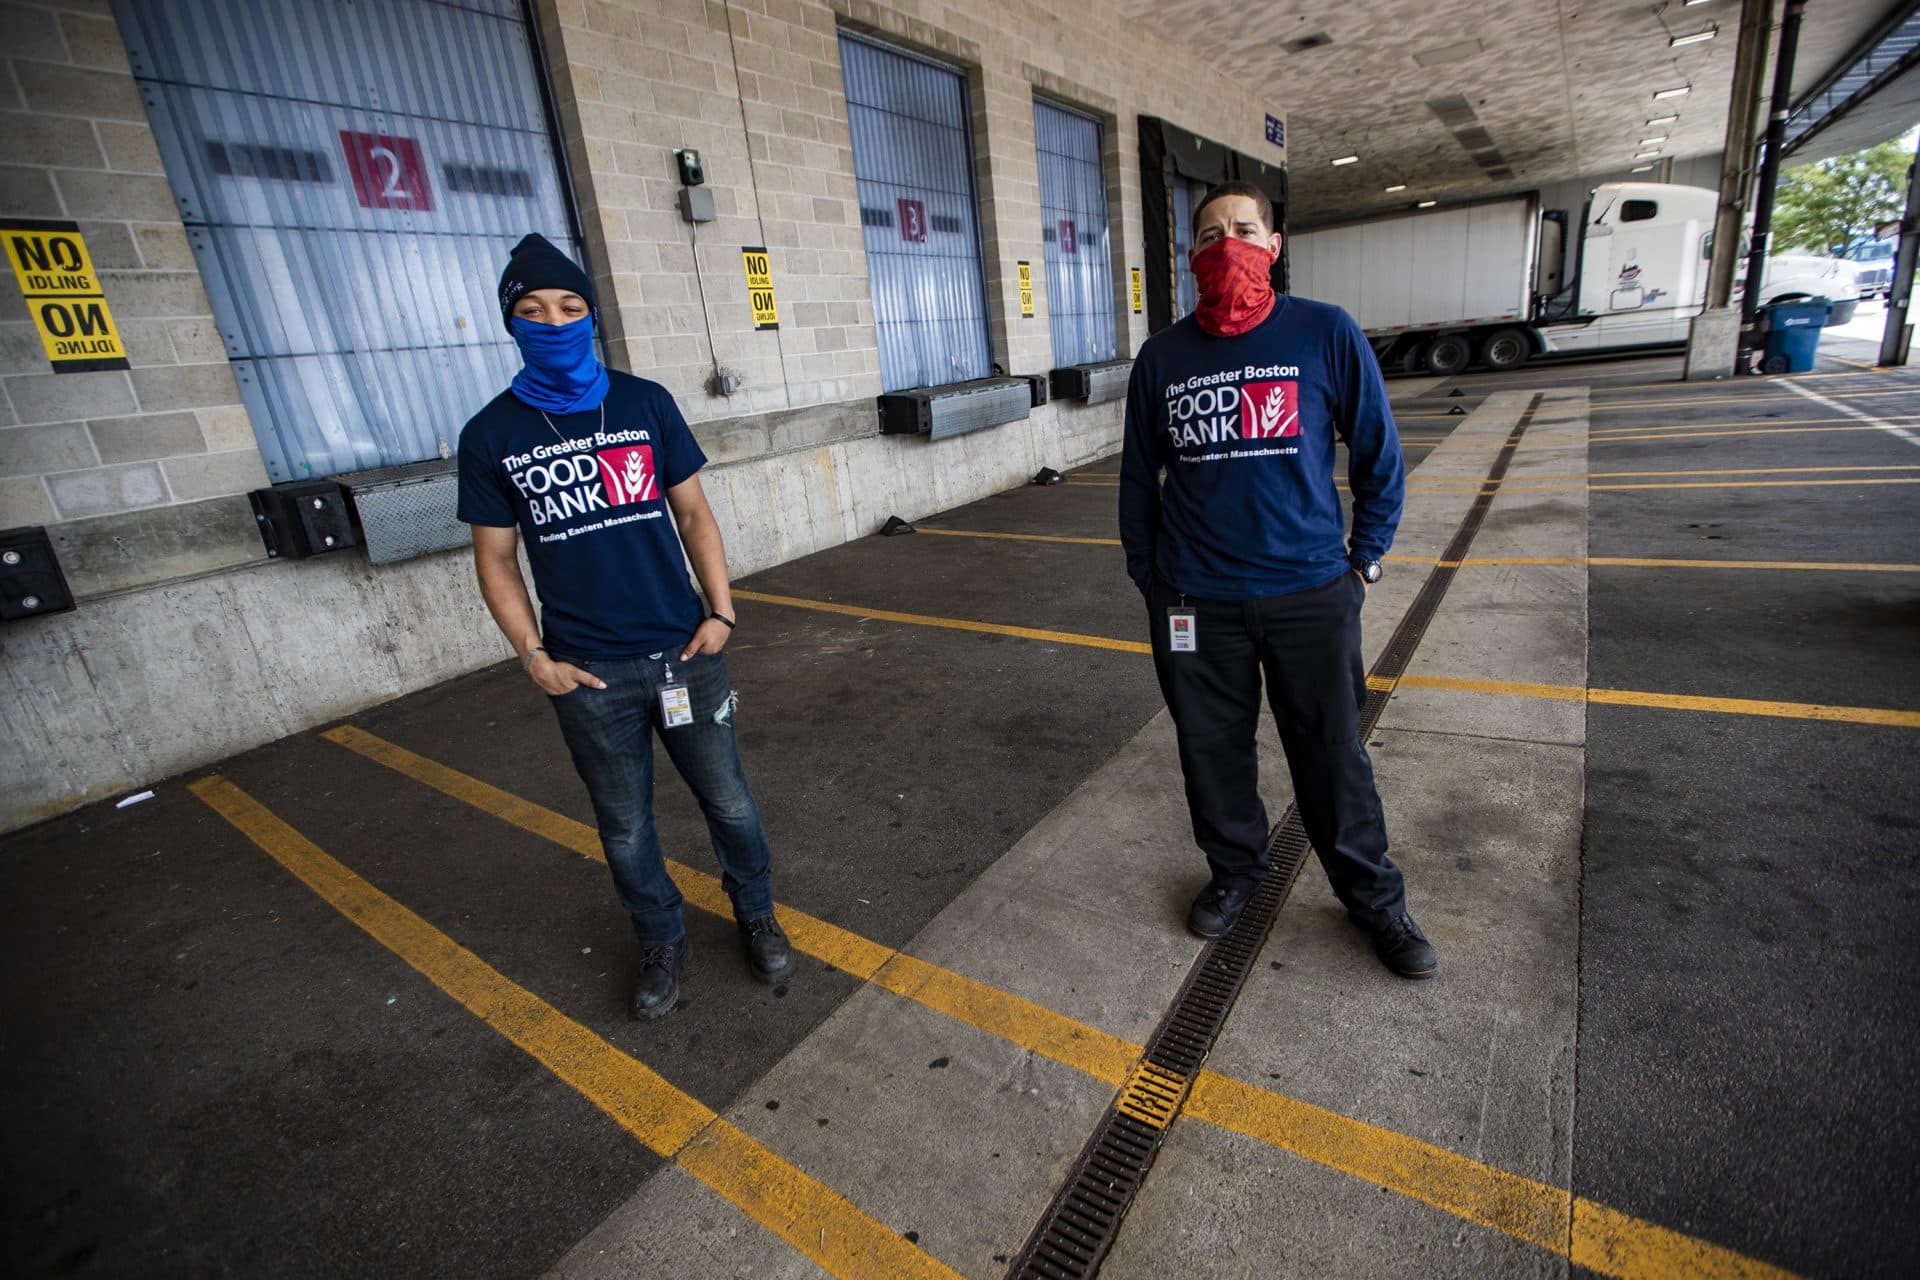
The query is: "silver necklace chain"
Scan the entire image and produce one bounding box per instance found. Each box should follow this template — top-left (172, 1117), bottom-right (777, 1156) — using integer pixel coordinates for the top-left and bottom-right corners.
top-left (538, 399), bottom-right (605, 446)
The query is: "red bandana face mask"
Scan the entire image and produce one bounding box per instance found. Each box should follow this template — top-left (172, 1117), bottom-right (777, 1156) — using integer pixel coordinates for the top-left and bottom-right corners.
top-left (1191, 236), bottom-right (1277, 337)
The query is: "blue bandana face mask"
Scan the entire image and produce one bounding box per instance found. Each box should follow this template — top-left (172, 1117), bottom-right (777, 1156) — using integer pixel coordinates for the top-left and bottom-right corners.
top-left (509, 314), bottom-right (609, 414)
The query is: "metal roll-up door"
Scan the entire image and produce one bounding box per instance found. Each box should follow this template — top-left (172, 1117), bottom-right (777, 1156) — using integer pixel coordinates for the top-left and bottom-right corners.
top-left (839, 33), bottom-right (992, 393)
top-left (115, 0), bottom-right (580, 483)
top-left (1034, 99), bottom-right (1115, 365)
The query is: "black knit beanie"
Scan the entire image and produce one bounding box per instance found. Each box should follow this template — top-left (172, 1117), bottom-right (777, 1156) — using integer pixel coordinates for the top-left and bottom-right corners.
top-left (497, 233), bottom-right (596, 331)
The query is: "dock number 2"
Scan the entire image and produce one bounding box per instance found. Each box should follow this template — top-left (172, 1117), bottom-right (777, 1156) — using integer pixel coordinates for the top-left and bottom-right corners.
top-left (340, 131), bottom-right (435, 212)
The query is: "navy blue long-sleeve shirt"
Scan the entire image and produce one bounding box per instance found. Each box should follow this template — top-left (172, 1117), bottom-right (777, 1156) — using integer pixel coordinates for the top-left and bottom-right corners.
top-left (1118, 295), bottom-right (1405, 600)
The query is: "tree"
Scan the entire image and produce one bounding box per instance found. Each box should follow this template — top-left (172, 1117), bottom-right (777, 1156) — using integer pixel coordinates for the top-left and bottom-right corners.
top-left (1770, 140), bottom-right (1911, 255)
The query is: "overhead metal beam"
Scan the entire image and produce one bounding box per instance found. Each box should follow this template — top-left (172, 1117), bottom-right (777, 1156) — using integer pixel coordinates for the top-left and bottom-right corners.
top-left (1782, 0), bottom-right (1920, 160)
top-left (1744, 0), bottom-right (1808, 327)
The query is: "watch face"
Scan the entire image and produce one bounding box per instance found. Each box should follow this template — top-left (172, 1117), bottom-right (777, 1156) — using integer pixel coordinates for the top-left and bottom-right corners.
top-left (1361, 561), bottom-right (1383, 583)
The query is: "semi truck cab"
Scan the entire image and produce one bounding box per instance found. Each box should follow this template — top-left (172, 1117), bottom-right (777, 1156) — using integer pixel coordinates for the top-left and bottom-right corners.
top-left (1548, 181), bottom-right (1717, 356)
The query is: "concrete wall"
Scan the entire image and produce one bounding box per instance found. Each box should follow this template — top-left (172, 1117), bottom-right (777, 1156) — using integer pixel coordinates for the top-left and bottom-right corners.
top-left (0, 0), bottom-right (1284, 832)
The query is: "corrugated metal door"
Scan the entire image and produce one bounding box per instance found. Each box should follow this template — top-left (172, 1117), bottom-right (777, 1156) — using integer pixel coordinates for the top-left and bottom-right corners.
top-left (114, 0), bottom-right (577, 483)
top-left (1172, 176), bottom-right (1200, 319)
top-left (838, 33), bottom-right (991, 392)
top-left (1033, 99), bottom-right (1113, 365)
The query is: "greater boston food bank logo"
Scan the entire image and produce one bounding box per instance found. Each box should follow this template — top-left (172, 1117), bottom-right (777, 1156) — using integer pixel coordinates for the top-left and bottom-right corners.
top-left (1164, 367), bottom-right (1301, 448)
top-left (595, 444), bottom-right (658, 504)
top-left (1239, 380), bottom-right (1299, 439)
top-left (504, 430), bottom-right (658, 525)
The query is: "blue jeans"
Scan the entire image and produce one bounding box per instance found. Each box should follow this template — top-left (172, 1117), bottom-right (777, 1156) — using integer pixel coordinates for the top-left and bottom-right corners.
top-left (547, 651), bottom-right (775, 946)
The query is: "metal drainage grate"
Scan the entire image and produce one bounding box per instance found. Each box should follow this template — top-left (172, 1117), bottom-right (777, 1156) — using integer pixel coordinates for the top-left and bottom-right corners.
top-left (1007, 394), bottom-right (1545, 1280)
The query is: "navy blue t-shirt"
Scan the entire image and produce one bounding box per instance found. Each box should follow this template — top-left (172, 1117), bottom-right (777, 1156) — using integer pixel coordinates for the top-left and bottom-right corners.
top-left (1118, 295), bottom-right (1405, 600)
top-left (457, 371), bottom-right (707, 659)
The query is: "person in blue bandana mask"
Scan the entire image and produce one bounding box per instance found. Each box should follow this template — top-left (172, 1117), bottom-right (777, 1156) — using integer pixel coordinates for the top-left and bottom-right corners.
top-left (456, 233), bottom-right (792, 1019)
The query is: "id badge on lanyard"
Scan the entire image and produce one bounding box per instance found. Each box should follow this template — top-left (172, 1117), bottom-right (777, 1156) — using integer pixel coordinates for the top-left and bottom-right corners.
top-left (1167, 607), bottom-right (1197, 653)
top-left (659, 660), bottom-right (694, 728)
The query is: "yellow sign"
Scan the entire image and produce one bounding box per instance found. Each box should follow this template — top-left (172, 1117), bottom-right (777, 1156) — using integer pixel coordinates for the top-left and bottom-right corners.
top-left (740, 246), bottom-right (778, 330)
top-left (1130, 267), bottom-right (1143, 315)
top-left (3, 220), bottom-right (129, 372)
top-left (1017, 260), bottom-right (1034, 317)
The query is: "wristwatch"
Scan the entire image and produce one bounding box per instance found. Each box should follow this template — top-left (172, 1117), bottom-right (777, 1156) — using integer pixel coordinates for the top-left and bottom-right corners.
top-left (1351, 557), bottom-right (1383, 584)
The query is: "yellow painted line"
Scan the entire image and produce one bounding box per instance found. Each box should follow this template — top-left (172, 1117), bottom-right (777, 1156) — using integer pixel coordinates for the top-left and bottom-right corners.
top-left (1590, 368), bottom-right (1904, 395)
top-left (732, 589), bottom-right (1152, 655)
top-left (1185, 1074), bottom-right (1798, 1280)
top-left (733, 593), bottom-right (1913, 726)
top-left (1590, 423), bottom-right (1911, 444)
top-left (189, 774), bottom-right (959, 1280)
top-left (320, 732), bottom-right (1800, 1280)
top-left (918, 528), bottom-right (1122, 548)
top-left (1382, 554), bottom-right (1920, 573)
top-left (1589, 420), bottom-right (1920, 441)
top-left (320, 725), bottom-right (1141, 1085)
top-left (1368, 674), bottom-right (1920, 728)
top-left (1594, 464), bottom-right (1920, 477)
top-left (896, 533), bottom-right (1920, 575)
top-left (1448, 477), bottom-right (1920, 494)
top-left (1588, 387), bottom-right (1920, 411)
top-left (1582, 555), bottom-right (1920, 571)
top-left (1408, 464), bottom-right (1920, 485)
top-left (1405, 475), bottom-right (1920, 495)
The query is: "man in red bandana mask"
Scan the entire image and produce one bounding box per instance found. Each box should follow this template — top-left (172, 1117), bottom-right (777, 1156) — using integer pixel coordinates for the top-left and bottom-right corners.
top-left (1118, 183), bottom-right (1432, 979)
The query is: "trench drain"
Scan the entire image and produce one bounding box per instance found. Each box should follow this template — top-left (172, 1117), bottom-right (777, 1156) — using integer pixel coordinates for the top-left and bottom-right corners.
top-left (1006, 393), bottom-right (1547, 1280)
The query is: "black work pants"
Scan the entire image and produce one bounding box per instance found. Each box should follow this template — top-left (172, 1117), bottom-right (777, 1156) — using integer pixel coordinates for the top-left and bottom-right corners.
top-left (1147, 572), bottom-right (1407, 927)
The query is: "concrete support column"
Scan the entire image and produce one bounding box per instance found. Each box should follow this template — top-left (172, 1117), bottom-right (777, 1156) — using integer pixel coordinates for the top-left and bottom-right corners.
top-left (1686, 0), bottom-right (1774, 380)
top-left (1880, 135), bottom-right (1920, 366)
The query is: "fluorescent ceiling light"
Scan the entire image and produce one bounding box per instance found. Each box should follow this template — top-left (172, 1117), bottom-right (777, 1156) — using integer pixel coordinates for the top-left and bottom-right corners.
top-left (1631, 165), bottom-right (1655, 173)
top-left (1384, 183), bottom-right (1407, 192)
top-left (1682, 0), bottom-right (1713, 5)
top-left (1654, 85), bottom-right (1692, 100)
top-left (1411, 38), bottom-right (1483, 68)
top-left (1669, 26), bottom-right (1717, 47)
top-left (1647, 114), bottom-right (1679, 126)
top-left (1635, 151), bottom-right (1662, 160)
top-left (1331, 154), bottom-right (1360, 166)
top-left (1639, 136), bottom-right (1668, 147)
top-left (1417, 200), bottom-right (1437, 208)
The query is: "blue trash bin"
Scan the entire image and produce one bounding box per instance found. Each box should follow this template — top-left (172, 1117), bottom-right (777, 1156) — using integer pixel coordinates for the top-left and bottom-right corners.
top-left (1759, 299), bottom-right (1832, 374)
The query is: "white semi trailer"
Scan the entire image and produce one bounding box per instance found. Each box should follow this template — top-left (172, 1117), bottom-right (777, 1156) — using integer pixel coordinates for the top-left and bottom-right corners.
top-left (1287, 182), bottom-right (1856, 375)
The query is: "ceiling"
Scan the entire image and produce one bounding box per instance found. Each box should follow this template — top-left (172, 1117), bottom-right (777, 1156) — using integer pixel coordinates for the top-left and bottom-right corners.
top-left (1108, 0), bottom-right (1914, 227)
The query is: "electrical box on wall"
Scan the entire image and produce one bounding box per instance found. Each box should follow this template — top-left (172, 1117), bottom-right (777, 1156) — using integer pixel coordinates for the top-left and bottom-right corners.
top-left (248, 480), bottom-right (358, 559)
top-left (0, 526), bottom-right (76, 622)
top-left (677, 187), bottom-right (715, 223)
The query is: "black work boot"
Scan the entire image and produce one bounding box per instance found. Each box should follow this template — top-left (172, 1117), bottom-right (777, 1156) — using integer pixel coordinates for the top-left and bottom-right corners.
top-left (739, 914), bottom-right (794, 985)
top-left (1366, 911), bottom-right (1438, 979)
top-left (631, 938), bottom-right (688, 1020)
top-left (1187, 881), bottom-right (1255, 939)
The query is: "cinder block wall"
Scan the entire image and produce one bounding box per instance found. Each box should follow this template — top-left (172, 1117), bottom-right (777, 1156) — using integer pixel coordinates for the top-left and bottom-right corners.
top-left (0, 0), bottom-right (1284, 832)
top-left (0, 0), bottom-right (264, 599)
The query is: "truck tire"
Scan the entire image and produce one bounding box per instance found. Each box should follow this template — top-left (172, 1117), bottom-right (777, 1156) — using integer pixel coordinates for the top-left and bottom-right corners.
top-left (1424, 333), bottom-right (1472, 376)
top-left (1481, 328), bottom-right (1530, 371)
